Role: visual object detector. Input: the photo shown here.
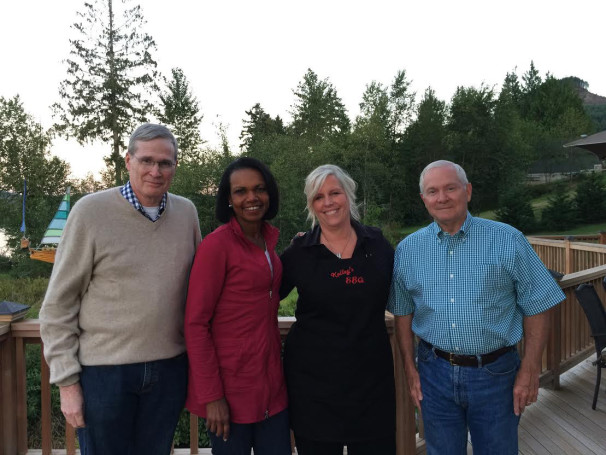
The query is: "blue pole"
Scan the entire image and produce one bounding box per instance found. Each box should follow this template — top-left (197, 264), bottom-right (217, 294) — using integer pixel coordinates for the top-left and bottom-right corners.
top-left (20, 179), bottom-right (26, 233)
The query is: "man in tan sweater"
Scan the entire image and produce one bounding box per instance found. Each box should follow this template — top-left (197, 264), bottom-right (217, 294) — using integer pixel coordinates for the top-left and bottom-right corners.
top-left (40, 123), bottom-right (201, 454)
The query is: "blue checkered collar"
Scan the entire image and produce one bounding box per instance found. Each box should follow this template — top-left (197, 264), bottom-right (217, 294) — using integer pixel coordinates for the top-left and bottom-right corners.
top-left (120, 181), bottom-right (167, 221)
top-left (430, 211), bottom-right (474, 240)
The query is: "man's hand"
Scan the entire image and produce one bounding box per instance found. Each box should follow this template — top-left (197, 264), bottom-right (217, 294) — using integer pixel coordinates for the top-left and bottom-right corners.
top-left (206, 397), bottom-right (230, 441)
top-left (59, 383), bottom-right (86, 428)
top-left (513, 365), bottom-right (540, 416)
top-left (513, 310), bottom-right (551, 416)
top-left (394, 314), bottom-right (423, 408)
top-left (405, 367), bottom-right (423, 409)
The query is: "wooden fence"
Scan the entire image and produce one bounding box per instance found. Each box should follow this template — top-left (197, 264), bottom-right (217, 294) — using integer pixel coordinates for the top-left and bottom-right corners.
top-left (528, 236), bottom-right (606, 274)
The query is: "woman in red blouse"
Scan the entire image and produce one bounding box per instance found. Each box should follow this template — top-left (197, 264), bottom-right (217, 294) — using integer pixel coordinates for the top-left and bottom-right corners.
top-left (185, 157), bottom-right (290, 455)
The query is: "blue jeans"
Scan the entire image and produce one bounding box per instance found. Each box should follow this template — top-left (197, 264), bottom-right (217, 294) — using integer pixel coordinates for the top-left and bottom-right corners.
top-left (77, 353), bottom-right (188, 455)
top-left (417, 341), bottom-right (520, 455)
top-left (208, 409), bottom-right (291, 455)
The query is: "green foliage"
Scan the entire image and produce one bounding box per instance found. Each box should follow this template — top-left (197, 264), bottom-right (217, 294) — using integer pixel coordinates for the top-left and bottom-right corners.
top-left (289, 69), bottom-right (350, 145)
top-left (446, 84), bottom-right (502, 211)
top-left (5, 252), bottom-right (54, 279)
top-left (574, 172), bottom-right (606, 224)
top-left (585, 104), bottom-right (606, 131)
top-left (158, 68), bottom-right (204, 162)
top-left (170, 150), bottom-right (235, 237)
top-left (279, 289), bottom-right (298, 317)
top-left (173, 410), bottom-right (209, 448)
top-left (52, 0), bottom-right (159, 185)
top-left (541, 186), bottom-right (576, 231)
top-left (0, 275), bottom-right (49, 314)
top-left (0, 96), bottom-right (71, 254)
top-left (0, 96), bottom-right (70, 196)
top-left (240, 103), bottom-right (285, 155)
top-left (495, 187), bottom-right (537, 233)
top-left (399, 87), bottom-right (447, 222)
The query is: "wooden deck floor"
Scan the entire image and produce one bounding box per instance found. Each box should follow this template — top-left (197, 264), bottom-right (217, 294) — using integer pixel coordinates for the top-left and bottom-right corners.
top-left (517, 356), bottom-right (606, 455)
top-left (26, 356), bottom-right (606, 455)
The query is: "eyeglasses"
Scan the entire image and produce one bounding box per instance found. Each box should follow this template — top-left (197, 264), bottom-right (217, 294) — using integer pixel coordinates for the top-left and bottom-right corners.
top-left (132, 155), bottom-right (176, 171)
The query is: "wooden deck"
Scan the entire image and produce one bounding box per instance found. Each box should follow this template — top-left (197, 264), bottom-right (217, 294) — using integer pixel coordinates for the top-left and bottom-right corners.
top-left (23, 356), bottom-right (605, 455)
top-left (517, 356), bottom-right (606, 455)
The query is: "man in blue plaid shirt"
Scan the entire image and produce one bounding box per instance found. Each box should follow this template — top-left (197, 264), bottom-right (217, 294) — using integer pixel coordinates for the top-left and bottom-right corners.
top-left (388, 160), bottom-right (564, 454)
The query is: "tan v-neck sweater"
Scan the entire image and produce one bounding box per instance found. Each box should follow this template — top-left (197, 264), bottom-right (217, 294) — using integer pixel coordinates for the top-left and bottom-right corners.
top-left (40, 188), bottom-right (201, 386)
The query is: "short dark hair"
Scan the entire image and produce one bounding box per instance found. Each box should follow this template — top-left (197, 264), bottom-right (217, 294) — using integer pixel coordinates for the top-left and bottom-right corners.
top-left (216, 157), bottom-right (279, 223)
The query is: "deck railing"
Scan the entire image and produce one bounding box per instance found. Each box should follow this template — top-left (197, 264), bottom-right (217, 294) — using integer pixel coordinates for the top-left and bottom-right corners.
top-left (528, 235), bottom-right (606, 274)
top-left (2, 239), bottom-right (606, 454)
top-left (0, 316), bottom-right (419, 455)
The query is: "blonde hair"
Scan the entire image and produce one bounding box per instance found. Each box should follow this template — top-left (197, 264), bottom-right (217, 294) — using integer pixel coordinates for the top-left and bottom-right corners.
top-left (304, 164), bottom-right (360, 227)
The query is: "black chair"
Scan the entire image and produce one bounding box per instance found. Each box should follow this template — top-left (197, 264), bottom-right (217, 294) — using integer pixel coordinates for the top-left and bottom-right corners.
top-left (548, 268), bottom-right (564, 281)
top-left (574, 284), bottom-right (606, 410)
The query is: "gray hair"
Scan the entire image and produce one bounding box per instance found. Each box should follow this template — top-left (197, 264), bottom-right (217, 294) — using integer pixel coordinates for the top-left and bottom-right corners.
top-left (128, 123), bottom-right (178, 161)
top-left (304, 164), bottom-right (360, 228)
top-left (419, 160), bottom-right (468, 193)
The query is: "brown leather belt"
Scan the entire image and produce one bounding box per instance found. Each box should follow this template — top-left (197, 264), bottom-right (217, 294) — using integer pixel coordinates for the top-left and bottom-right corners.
top-left (420, 339), bottom-right (515, 367)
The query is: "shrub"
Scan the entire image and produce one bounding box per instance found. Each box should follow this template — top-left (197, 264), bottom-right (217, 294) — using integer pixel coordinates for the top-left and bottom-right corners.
top-left (574, 172), bottom-right (606, 224)
top-left (541, 187), bottom-right (576, 231)
top-left (495, 187), bottom-right (537, 233)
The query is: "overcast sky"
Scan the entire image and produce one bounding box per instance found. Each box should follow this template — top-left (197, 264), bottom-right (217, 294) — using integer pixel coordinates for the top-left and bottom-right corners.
top-left (2, 0), bottom-right (605, 178)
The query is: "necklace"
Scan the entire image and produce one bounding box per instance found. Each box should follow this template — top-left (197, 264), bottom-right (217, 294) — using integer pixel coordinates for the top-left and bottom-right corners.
top-left (322, 227), bottom-right (353, 259)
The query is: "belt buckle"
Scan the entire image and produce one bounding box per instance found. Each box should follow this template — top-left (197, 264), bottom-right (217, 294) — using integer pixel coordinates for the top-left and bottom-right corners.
top-left (449, 352), bottom-right (458, 366)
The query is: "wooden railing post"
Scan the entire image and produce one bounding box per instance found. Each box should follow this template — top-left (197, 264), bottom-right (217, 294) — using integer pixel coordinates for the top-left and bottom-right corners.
top-left (1, 329), bottom-right (18, 455)
top-left (546, 304), bottom-right (562, 390)
top-left (40, 349), bottom-right (52, 455)
top-left (599, 231), bottom-right (606, 245)
top-left (14, 336), bottom-right (27, 455)
top-left (564, 237), bottom-right (573, 274)
top-left (386, 314), bottom-right (417, 455)
top-left (189, 413), bottom-right (199, 454)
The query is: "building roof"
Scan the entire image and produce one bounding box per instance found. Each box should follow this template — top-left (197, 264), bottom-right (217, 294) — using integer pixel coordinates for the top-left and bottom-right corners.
top-left (564, 130), bottom-right (606, 158)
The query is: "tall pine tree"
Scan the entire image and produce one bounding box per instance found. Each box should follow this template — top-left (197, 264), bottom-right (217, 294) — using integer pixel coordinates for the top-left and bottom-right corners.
top-left (52, 0), bottom-right (159, 185)
top-left (158, 68), bottom-right (204, 163)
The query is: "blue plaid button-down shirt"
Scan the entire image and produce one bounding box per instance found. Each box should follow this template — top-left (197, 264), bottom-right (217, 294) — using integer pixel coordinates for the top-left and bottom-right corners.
top-left (120, 181), bottom-right (167, 222)
top-left (388, 213), bottom-right (564, 355)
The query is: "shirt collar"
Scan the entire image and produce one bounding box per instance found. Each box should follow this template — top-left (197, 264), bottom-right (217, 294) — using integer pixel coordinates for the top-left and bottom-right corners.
top-left (432, 212), bottom-right (474, 239)
top-left (299, 219), bottom-right (374, 248)
top-left (120, 181), bottom-right (168, 221)
top-left (227, 216), bottom-right (280, 251)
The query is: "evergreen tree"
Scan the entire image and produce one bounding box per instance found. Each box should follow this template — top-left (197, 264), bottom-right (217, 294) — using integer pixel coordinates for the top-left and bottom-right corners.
top-left (0, 96), bottom-right (70, 248)
top-left (495, 187), bottom-right (537, 233)
top-left (52, 0), bottom-right (159, 185)
top-left (158, 68), bottom-right (204, 163)
top-left (399, 88), bottom-right (448, 223)
top-left (349, 81), bottom-right (391, 222)
top-left (388, 69), bottom-right (416, 141)
top-left (575, 172), bottom-right (606, 224)
top-left (541, 185), bottom-right (576, 231)
top-left (446, 85), bottom-right (500, 211)
top-left (289, 69), bottom-right (350, 145)
top-left (240, 103), bottom-right (285, 160)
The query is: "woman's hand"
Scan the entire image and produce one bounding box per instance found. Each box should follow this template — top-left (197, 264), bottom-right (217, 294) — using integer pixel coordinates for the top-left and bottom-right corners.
top-left (206, 397), bottom-right (231, 441)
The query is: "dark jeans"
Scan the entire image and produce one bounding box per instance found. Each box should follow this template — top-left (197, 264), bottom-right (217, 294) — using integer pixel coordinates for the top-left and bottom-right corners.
top-left (417, 341), bottom-right (521, 455)
top-left (77, 353), bottom-right (188, 455)
top-left (294, 434), bottom-right (395, 455)
top-left (207, 409), bottom-right (291, 455)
